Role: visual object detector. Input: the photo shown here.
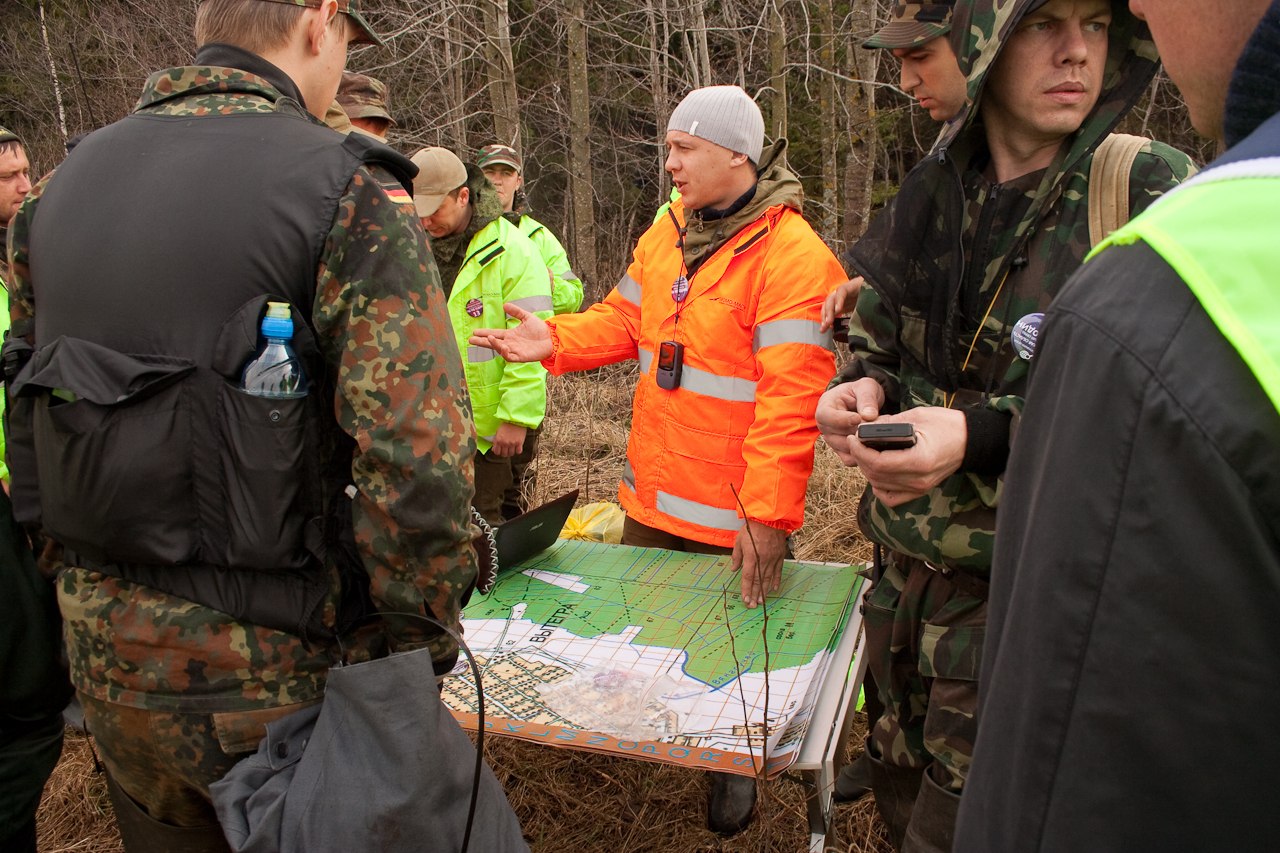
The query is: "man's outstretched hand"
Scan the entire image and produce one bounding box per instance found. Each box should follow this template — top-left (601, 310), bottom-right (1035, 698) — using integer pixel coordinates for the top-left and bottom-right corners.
top-left (468, 303), bottom-right (554, 363)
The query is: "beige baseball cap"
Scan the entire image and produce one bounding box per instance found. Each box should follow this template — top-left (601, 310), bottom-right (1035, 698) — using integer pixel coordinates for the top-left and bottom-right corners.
top-left (409, 147), bottom-right (468, 218)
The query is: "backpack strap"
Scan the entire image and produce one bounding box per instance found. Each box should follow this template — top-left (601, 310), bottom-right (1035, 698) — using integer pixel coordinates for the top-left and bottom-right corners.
top-left (1088, 132), bottom-right (1151, 247)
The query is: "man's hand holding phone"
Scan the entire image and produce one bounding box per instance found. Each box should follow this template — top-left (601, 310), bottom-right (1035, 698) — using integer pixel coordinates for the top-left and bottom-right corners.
top-left (853, 407), bottom-right (968, 507)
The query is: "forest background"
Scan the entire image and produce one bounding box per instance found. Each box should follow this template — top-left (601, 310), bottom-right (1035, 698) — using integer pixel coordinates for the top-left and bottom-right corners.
top-left (1, 0), bottom-right (1203, 850)
top-left (1, 0), bottom-right (1208, 297)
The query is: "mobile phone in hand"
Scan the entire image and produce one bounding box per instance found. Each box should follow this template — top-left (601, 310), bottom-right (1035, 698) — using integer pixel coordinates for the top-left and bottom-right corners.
top-left (857, 422), bottom-right (916, 451)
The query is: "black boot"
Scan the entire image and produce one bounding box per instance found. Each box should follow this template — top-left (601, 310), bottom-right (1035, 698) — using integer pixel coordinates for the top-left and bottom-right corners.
top-left (839, 670), bottom-right (885, 804)
top-left (834, 752), bottom-right (874, 803)
top-left (106, 774), bottom-right (232, 853)
top-left (868, 750), bottom-right (924, 851)
top-left (901, 770), bottom-right (961, 853)
top-left (706, 770), bottom-right (757, 836)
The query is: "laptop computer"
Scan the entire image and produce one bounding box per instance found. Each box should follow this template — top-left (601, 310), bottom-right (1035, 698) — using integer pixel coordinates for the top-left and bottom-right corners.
top-left (495, 488), bottom-right (580, 572)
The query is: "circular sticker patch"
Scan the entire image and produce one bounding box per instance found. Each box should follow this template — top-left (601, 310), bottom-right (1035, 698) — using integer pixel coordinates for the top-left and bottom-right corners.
top-left (465, 298), bottom-right (484, 318)
top-left (1011, 312), bottom-right (1044, 360)
top-left (671, 274), bottom-right (689, 303)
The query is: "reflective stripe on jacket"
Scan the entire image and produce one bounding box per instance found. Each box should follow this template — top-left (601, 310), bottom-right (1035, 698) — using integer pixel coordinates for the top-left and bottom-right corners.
top-left (518, 215), bottom-right (583, 315)
top-left (449, 216), bottom-right (553, 453)
top-left (544, 198), bottom-right (844, 546)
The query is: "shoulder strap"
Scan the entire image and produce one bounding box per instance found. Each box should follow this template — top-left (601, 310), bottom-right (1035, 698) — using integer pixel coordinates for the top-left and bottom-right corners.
top-left (341, 132), bottom-right (417, 193)
top-left (1088, 132), bottom-right (1151, 247)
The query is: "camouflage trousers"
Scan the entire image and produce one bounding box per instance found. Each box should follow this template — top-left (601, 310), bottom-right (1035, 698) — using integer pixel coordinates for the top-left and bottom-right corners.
top-left (863, 554), bottom-right (986, 793)
top-left (81, 693), bottom-right (312, 828)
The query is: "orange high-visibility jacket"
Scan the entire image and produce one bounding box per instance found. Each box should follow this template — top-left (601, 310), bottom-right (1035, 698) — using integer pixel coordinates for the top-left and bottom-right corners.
top-left (544, 198), bottom-right (844, 546)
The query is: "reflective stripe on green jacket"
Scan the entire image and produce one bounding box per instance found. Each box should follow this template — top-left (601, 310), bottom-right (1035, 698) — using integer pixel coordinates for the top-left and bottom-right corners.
top-left (449, 215), bottom-right (553, 453)
top-left (517, 214), bottom-right (582, 315)
top-left (1096, 160), bottom-right (1280, 415)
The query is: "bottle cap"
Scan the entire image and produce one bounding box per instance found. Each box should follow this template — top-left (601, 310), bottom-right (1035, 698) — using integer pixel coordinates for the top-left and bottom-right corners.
top-left (261, 302), bottom-right (294, 340)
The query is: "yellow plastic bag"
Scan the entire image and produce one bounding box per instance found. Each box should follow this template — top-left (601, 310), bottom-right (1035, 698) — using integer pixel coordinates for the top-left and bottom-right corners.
top-left (561, 501), bottom-right (625, 544)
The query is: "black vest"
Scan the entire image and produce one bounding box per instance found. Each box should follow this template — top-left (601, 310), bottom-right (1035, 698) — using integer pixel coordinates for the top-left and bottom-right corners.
top-left (6, 100), bottom-right (415, 640)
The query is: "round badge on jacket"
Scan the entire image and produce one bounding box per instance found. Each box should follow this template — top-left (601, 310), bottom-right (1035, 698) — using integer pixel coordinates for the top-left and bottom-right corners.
top-left (1011, 312), bottom-right (1044, 360)
top-left (466, 298), bottom-right (484, 318)
top-left (671, 275), bottom-right (689, 303)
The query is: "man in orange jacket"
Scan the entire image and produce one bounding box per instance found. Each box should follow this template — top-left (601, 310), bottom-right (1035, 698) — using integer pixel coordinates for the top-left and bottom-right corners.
top-left (471, 84), bottom-right (846, 835)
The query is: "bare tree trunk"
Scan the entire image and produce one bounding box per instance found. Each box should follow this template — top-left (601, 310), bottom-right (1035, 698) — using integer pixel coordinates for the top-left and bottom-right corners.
top-left (647, 0), bottom-right (673, 205)
top-left (691, 0), bottom-right (712, 87)
top-left (818, 0), bottom-right (838, 239)
top-left (442, 6), bottom-right (469, 153)
top-left (842, 0), bottom-right (881, 245)
top-left (483, 0), bottom-right (521, 149)
top-left (766, 0), bottom-right (788, 142)
top-left (566, 0), bottom-right (598, 287)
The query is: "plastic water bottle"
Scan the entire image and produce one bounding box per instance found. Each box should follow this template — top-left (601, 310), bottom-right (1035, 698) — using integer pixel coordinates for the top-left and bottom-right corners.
top-left (241, 301), bottom-right (308, 398)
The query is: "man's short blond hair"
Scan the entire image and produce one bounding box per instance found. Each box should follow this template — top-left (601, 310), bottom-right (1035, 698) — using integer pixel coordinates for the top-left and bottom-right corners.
top-left (194, 0), bottom-right (306, 54)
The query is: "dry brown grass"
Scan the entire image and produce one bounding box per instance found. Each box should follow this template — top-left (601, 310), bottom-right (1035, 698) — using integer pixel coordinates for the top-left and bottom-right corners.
top-left (37, 367), bottom-right (887, 852)
top-left (36, 730), bottom-right (123, 853)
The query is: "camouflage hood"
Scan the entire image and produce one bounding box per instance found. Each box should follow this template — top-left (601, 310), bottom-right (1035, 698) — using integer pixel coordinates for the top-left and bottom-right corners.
top-left (848, 0), bottom-right (1164, 365)
top-left (940, 0), bottom-right (1160, 181)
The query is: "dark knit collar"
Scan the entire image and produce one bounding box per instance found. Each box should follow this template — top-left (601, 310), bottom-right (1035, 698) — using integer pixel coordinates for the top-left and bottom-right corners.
top-left (1224, 0), bottom-right (1280, 148)
top-left (193, 43), bottom-right (307, 110)
top-left (690, 182), bottom-right (758, 222)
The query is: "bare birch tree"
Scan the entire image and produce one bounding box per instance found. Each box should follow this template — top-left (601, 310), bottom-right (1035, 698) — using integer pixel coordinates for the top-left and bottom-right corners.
top-left (766, 0), bottom-right (789, 142)
top-left (565, 0), bottom-right (597, 285)
top-left (482, 0), bottom-right (521, 150)
top-left (842, 0), bottom-right (882, 245)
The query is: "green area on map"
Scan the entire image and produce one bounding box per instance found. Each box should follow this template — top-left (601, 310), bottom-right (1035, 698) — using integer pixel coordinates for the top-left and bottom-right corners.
top-left (470, 540), bottom-right (860, 688)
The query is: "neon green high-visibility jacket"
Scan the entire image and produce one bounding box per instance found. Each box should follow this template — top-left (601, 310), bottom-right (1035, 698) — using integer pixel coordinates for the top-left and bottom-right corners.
top-left (516, 214), bottom-right (582, 315)
top-left (448, 215), bottom-right (553, 453)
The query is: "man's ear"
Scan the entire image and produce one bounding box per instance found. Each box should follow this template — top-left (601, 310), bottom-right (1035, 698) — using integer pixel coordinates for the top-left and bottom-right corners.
top-left (304, 0), bottom-right (339, 56)
top-left (458, 186), bottom-right (471, 207)
top-left (729, 151), bottom-right (751, 168)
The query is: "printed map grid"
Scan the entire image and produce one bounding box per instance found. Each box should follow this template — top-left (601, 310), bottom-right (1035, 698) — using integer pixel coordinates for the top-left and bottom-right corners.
top-left (443, 540), bottom-right (862, 777)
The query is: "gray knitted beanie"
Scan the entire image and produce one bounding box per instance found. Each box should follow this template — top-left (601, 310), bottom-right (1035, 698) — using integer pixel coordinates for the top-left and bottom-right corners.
top-left (667, 86), bottom-right (764, 164)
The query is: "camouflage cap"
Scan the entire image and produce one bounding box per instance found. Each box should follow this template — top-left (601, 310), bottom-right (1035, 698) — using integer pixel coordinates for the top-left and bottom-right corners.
top-left (252, 0), bottom-right (384, 47)
top-left (862, 2), bottom-right (953, 50)
top-left (322, 99), bottom-right (355, 134)
top-left (409, 147), bottom-right (469, 218)
top-left (0, 126), bottom-right (19, 145)
top-left (337, 71), bottom-right (395, 125)
top-left (476, 144), bottom-right (522, 173)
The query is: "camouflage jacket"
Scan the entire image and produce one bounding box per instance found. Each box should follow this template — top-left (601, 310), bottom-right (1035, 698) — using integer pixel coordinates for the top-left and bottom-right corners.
top-left (6, 61), bottom-right (478, 712)
top-left (838, 0), bottom-right (1198, 577)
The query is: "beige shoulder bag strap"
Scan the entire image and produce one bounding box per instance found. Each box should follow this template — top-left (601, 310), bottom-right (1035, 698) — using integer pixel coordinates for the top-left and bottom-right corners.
top-left (1088, 132), bottom-right (1151, 247)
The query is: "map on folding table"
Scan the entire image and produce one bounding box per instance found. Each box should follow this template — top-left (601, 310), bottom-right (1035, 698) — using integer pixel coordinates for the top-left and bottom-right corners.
top-left (442, 539), bottom-right (862, 778)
